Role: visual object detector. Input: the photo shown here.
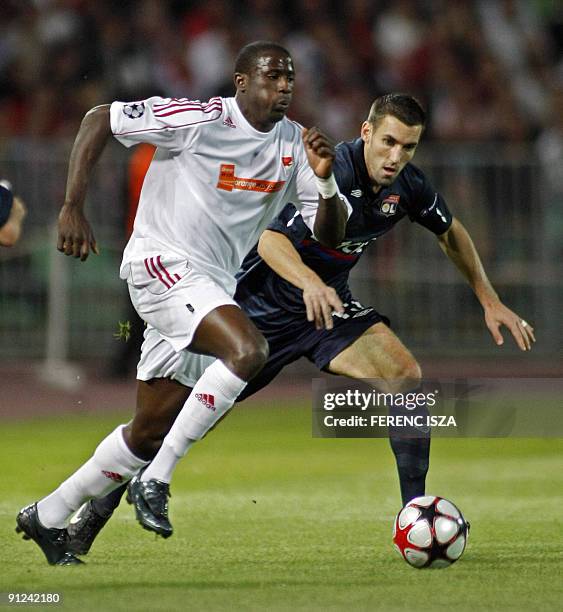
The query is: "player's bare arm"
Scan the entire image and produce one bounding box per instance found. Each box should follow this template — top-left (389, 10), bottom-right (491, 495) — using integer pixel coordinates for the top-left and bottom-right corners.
top-left (258, 229), bottom-right (344, 330)
top-left (302, 127), bottom-right (348, 248)
top-left (57, 104), bottom-right (112, 261)
top-left (0, 196), bottom-right (26, 247)
top-left (437, 217), bottom-right (535, 351)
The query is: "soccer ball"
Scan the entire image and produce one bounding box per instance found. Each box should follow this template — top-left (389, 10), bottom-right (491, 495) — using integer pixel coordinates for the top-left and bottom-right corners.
top-left (392, 495), bottom-right (469, 568)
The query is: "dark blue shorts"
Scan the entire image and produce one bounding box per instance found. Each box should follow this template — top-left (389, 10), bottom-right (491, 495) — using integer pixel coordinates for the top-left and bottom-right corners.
top-left (239, 299), bottom-right (389, 401)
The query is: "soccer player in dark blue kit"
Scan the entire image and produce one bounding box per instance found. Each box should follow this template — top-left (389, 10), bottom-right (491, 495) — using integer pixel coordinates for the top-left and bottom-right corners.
top-left (66, 94), bottom-right (535, 554)
top-left (0, 181), bottom-right (26, 247)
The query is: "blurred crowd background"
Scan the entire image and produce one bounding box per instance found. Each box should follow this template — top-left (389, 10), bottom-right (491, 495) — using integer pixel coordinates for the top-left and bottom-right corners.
top-left (0, 0), bottom-right (562, 144)
top-left (0, 0), bottom-right (561, 376)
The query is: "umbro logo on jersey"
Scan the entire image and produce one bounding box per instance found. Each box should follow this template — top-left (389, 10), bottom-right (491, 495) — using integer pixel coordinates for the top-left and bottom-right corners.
top-left (195, 393), bottom-right (216, 411)
top-left (122, 102), bottom-right (145, 119)
top-left (223, 116), bottom-right (236, 128)
top-left (102, 470), bottom-right (124, 483)
top-left (282, 156), bottom-right (293, 167)
top-left (380, 194), bottom-right (400, 216)
top-left (351, 189), bottom-right (363, 197)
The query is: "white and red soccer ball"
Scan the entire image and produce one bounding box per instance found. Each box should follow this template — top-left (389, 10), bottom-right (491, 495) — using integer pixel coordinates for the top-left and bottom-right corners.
top-left (393, 495), bottom-right (469, 568)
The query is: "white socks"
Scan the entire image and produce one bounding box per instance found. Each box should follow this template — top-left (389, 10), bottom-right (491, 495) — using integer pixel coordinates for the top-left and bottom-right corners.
top-left (36, 361), bottom-right (247, 528)
top-left (141, 360), bottom-right (246, 483)
top-left (37, 425), bottom-right (149, 529)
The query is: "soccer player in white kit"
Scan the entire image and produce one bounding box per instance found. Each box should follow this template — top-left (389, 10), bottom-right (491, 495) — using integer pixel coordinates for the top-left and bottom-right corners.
top-left (16, 41), bottom-right (351, 565)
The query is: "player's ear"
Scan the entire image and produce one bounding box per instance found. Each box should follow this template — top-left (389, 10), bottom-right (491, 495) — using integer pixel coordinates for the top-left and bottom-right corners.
top-left (360, 121), bottom-right (371, 143)
top-left (234, 72), bottom-right (248, 93)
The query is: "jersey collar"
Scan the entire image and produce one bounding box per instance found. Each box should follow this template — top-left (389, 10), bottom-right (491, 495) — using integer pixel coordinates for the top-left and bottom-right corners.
top-left (230, 97), bottom-right (278, 139)
top-left (350, 138), bottom-right (375, 192)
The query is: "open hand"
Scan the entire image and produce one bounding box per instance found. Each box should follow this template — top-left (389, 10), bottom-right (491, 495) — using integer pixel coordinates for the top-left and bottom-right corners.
top-left (484, 301), bottom-right (535, 351)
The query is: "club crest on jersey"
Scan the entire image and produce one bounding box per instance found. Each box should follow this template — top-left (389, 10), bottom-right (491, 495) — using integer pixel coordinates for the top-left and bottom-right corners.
top-left (122, 102), bottom-right (145, 119)
top-left (380, 194), bottom-right (400, 216)
top-left (282, 156), bottom-right (293, 167)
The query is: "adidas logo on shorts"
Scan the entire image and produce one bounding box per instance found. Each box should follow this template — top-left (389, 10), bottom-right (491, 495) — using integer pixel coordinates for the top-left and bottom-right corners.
top-left (195, 393), bottom-right (216, 411)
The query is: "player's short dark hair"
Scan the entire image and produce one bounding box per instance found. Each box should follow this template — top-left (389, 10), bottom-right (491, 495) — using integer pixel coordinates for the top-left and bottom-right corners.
top-left (234, 41), bottom-right (291, 75)
top-left (367, 94), bottom-right (426, 129)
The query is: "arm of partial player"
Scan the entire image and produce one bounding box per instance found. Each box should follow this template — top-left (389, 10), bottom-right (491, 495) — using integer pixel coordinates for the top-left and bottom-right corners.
top-left (257, 229), bottom-right (344, 330)
top-left (0, 197), bottom-right (27, 247)
top-left (301, 127), bottom-right (348, 248)
top-left (437, 217), bottom-right (535, 351)
top-left (57, 104), bottom-right (112, 260)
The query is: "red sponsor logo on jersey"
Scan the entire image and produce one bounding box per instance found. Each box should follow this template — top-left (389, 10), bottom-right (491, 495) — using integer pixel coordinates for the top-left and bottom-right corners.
top-left (217, 164), bottom-right (286, 193)
top-left (102, 470), bottom-right (124, 483)
top-left (282, 156), bottom-right (293, 167)
top-left (195, 393), bottom-right (216, 411)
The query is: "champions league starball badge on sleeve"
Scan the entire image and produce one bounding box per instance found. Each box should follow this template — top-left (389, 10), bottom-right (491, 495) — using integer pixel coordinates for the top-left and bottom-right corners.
top-left (122, 102), bottom-right (145, 119)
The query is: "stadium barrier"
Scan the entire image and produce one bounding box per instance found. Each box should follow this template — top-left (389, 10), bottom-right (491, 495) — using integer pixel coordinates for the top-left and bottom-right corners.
top-left (0, 141), bottom-right (560, 371)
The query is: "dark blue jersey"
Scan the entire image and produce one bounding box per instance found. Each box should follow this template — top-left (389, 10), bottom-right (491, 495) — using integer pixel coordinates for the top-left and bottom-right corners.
top-left (0, 185), bottom-right (14, 229)
top-left (235, 137), bottom-right (453, 318)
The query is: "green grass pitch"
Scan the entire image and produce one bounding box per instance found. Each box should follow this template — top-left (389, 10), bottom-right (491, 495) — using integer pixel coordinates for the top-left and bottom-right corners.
top-left (1, 400), bottom-right (562, 611)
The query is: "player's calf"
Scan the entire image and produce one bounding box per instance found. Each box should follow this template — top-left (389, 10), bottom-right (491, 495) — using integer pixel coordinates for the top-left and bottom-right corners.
top-left (388, 399), bottom-right (430, 505)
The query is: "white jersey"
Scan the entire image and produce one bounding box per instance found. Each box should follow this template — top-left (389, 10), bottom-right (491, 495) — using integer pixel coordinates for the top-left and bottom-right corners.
top-left (110, 96), bottom-right (350, 294)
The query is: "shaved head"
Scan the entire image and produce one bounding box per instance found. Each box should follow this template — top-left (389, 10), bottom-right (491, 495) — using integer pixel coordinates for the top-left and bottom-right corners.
top-left (234, 41), bottom-right (291, 75)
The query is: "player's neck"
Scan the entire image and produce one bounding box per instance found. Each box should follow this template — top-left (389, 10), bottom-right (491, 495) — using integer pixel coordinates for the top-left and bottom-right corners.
top-left (235, 94), bottom-right (277, 133)
top-left (370, 182), bottom-right (382, 195)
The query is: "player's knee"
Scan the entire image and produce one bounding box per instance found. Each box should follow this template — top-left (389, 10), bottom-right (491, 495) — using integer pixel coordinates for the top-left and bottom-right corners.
top-left (124, 422), bottom-right (164, 461)
top-left (227, 335), bottom-right (269, 381)
top-left (387, 358), bottom-right (422, 393)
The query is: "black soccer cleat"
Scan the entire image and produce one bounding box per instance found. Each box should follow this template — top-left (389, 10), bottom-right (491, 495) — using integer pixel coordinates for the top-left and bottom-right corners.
top-left (67, 501), bottom-right (112, 555)
top-left (16, 503), bottom-right (83, 566)
top-left (126, 474), bottom-right (173, 538)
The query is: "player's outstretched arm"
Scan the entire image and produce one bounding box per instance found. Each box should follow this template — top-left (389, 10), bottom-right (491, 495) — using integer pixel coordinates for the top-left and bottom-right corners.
top-left (258, 229), bottom-right (344, 330)
top-left (57, 104), bottom-right (112, 261)
top-left (302, 127), bottom-right (348, 248)
top-left (437, 217), bottom-right (535, 351)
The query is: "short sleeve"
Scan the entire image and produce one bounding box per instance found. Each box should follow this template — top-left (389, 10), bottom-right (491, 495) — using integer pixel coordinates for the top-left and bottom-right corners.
top-left (414, 192), bottom-right (453, 234)
top-left (110, 96), bottom-right (223, 151)
top-left (266, 204), bottom-right (311, 246)
top-left (0, 185), bottom-right (14, 228)
top-left (404, 165), bottom-right (453, 234)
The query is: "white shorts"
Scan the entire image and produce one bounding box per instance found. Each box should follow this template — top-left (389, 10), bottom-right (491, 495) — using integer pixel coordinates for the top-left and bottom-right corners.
top-left (127, 256), bottom-right (238, 352)
top-left (137, 325), bottom-right (215, 385)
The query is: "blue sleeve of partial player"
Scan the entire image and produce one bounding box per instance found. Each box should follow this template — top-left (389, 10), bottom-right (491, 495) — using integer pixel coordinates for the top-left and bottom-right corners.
top-left (265, 203), bottom-right (312, 246)
top-left (404, 165), bottom-right (453, 235)
top-left (0, 185), bottom-right (14, 228)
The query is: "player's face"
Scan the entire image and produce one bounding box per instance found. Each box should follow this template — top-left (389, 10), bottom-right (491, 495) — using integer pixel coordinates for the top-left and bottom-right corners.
top-left (361, 115), bottom-right (423, 188)
top-left (235, 52), bottom-right (295, 132)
